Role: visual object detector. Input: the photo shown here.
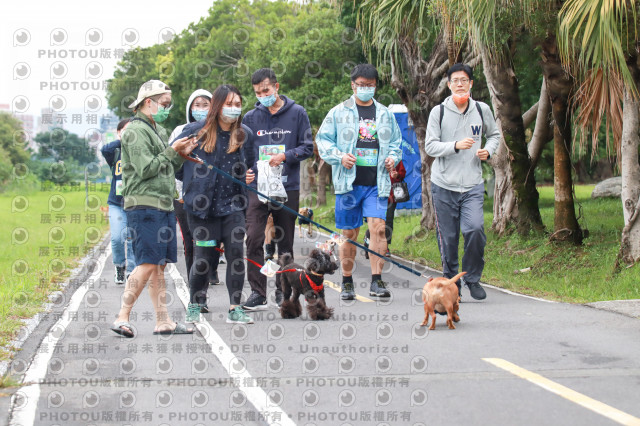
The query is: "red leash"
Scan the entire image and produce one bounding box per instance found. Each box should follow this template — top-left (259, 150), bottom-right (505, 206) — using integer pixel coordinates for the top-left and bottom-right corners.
top-left (213, 246), bottom-right (300, 275)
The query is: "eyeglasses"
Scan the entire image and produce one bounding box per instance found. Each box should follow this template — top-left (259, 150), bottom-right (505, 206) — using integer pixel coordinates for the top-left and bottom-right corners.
top-left (151, 98), bottom-right (173, 110)
top-left (353, 83), bottom-right (376, 88)
top-left (450, 78), bottom-right (470, 85)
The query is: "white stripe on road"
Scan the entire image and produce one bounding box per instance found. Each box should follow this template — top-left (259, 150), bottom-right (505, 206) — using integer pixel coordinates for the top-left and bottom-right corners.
top-left (483, 358), bottom-right (640, 426)
top-left (168, 266), bottom-right (296, 426)
top-left (10, 245), bottom-right (111, 426)
top-left (481, 284), bottom-right (557, 303)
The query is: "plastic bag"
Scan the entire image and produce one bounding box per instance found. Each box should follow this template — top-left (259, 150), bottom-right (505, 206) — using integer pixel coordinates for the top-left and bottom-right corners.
top-left (256, 160), bottom-right (288, 203)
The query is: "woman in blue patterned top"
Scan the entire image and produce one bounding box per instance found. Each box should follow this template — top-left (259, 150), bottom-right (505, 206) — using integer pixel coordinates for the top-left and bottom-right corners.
top-left (175, 84), bottom-right (255, 324)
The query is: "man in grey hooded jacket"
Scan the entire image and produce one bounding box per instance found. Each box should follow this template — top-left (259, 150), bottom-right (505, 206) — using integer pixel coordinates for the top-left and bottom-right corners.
top-left (425, 63), bottom-right (500, 300)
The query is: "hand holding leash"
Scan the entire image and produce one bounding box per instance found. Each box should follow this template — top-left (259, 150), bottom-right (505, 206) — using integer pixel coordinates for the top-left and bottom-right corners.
top-left (174, 135), bottom-right (203, 164)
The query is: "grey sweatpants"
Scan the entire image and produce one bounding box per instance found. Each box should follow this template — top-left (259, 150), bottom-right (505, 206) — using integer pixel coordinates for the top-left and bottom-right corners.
top-left (431, 182), bottom-right (486, 285)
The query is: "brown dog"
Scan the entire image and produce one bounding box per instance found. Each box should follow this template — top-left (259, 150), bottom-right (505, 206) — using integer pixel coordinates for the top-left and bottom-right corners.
top-left (298, 207), bottom-right (314, 237)
top-left (421, 272), bottom-right (466, 330)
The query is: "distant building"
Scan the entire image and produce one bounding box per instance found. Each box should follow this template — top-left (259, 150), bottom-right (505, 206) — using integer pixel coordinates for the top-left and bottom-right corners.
top-left (37, 107), bottom-right (65, 135)
top-left (100, 112), bottom-right (119, 133)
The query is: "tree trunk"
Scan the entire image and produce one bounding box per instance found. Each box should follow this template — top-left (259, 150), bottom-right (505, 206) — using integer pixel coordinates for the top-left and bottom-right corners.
top-left (390, 34), bottom-right (452, 231)
top-left (528, 77), bottom-right (553, 170)
top-left (316, 161), bottom-right (331, 206)
top-left (480, 43), bottom-right (544, 236)
top-left (300, 158), bottom-right (312, 206)
top-left (415, 126), bottom-right (436, 230)
top-left (541, 35), bottom-right (583, 244)
top-left (618, 88), bottom-right (640, 265)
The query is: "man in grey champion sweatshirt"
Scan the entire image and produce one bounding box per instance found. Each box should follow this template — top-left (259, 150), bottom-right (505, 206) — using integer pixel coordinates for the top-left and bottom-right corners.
top-left (425, 63), bottom-right (501, 301)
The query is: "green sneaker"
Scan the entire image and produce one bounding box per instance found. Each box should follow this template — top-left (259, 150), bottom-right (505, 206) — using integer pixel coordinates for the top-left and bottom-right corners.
top-left (186, 303), bottom-right (201, 323)
top-left (227, 306), bottom-right (254, 324)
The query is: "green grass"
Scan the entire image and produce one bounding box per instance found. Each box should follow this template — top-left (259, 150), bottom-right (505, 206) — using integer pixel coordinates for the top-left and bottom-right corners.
top-left (0, 185), bottom-right (109, 361)
top-left (309, 185), bottom-right (639, 303)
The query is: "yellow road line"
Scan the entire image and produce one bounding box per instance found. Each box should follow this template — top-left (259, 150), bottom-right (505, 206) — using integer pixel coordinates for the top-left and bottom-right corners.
top-left (324, 280), bottom-right (374, 303)
top-left (483, 358), bottom-right (640, 426)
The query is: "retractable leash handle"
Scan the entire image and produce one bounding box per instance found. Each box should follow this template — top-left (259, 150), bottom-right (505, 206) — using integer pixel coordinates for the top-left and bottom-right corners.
top-left (189, 154), bottom-right (429, 278)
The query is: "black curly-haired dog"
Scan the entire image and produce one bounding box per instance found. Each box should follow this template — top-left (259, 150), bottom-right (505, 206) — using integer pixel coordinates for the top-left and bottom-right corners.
top-left (278, 249), bottom-right (338, 320)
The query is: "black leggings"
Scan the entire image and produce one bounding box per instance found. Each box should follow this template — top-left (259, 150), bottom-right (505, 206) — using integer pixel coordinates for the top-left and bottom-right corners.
top-left (187, 211), bottom-right (246, 306)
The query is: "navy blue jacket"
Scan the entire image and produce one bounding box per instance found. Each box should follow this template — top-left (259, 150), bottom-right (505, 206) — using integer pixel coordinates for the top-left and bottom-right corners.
top-left (175, 122), bottom-right (253, 219)
top-left (100, 140), bottom-right (124, 206)
top-left (242, 95), bottom-right (313, 191)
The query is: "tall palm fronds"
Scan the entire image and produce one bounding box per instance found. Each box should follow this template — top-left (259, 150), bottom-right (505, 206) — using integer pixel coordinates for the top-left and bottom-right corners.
top-left (558, 0), bottom-right (638, 157)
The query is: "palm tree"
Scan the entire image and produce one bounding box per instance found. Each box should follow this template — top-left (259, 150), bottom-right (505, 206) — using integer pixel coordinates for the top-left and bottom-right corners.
top-left (557, 0), bottom-right (640, 262)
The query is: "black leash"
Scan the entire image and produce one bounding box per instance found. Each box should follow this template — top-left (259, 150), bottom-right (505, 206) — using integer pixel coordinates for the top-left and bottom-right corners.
top-left (190, 155), bottom-right (429, 278)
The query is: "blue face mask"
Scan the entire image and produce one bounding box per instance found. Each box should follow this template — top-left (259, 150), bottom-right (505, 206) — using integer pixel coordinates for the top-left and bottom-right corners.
top-left (222, 107), bottom-right (242, 120)
top-left (257, 93), bottom-right (277, 108)
top-left (191, 109), bottom-right (208, 121)
top-left (356, 87), bottom-right (375, 102)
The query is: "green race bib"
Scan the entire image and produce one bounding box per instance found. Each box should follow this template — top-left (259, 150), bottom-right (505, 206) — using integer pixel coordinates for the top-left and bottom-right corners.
top-left (259, 144), bottom-right (285, 161)
top-left (115, 180), bottom-right (123, 196)
top-left (195, 240), bottom-right (217, 247)
top-left (355, 148), bottom-right (378, 167)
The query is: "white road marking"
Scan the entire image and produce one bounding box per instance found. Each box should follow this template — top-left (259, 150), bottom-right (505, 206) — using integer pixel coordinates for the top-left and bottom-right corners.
top-left (168, 266), bottom-right (296, 426)
top-left (10, 245), bottom-right (110, 426)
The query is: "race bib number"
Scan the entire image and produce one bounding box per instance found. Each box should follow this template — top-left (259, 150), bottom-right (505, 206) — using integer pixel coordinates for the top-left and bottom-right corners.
top-left (259, 144), bottom-right (285, 161)
top-left (115, 180), bottom-right (123, 196)
top-left (355, 148), bottom-right (378, 167)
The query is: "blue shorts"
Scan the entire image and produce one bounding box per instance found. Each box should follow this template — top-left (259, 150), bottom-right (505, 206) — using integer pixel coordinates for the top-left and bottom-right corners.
top-left (125, 208), bottom-right (177, 265)
top-left (335, 185), bottom-right (388, 230)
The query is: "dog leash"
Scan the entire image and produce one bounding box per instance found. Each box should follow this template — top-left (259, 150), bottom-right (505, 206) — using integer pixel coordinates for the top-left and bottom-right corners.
top-left (214, 246), bottom-right (298, 275)
top-left (188, 154), bottom-right (429, 278)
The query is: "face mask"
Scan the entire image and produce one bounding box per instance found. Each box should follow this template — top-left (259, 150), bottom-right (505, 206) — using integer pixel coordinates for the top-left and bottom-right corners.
top-left (222, 107), bottom-right (242, 120)
top-left (191, 109), bottom-right (208, 121)
top-left (356, 87), bottom-right (375, 102)
top-left (452, 91), bottom-right (471, 106)
top-left (257, 94), bottom-right (277, 108)
top-left (152, 106), bottom-right (170, 123)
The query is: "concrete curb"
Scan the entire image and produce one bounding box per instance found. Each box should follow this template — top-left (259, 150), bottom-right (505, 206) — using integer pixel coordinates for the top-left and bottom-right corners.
top-left (585, 300), bottom-right (640, 319)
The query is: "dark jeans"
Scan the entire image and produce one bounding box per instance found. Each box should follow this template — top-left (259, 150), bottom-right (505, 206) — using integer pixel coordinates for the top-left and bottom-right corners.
top-left (431, 182), bottom-right (486, 285)
top-left (245, 190), bottom-right (299, 297)
top-left (365, 201), bottom-right (397, 246)
top-left (187, 211), bottom-right (246, 306)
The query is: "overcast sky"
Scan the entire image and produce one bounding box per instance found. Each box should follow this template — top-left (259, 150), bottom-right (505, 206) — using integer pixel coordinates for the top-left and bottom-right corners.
top-left (1, 0), bottom-right (214, 138)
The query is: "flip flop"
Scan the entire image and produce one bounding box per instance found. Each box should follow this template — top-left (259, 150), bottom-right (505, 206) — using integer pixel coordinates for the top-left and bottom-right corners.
top-left (153, 322), bottom-right (195, 335)
top-left (111, 321), bottom-right (134, 338)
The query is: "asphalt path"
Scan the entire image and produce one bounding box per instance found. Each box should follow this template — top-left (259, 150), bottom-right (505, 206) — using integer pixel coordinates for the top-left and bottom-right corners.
top-left (5, 228), bottom-right (640, 426)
